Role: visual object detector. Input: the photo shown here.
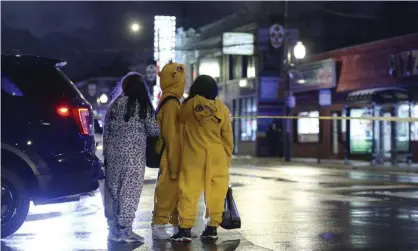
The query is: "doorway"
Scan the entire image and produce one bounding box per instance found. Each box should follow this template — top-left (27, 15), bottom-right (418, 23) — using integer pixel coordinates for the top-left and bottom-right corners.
top-left (382, 112), bottom-right (392, 159)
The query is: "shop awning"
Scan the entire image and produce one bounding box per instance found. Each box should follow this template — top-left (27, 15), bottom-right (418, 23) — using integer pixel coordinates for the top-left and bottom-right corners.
top-left (346, 87), bottom-right (410, 104)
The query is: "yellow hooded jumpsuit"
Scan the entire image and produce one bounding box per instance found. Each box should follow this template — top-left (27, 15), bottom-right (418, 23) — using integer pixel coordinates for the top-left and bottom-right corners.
top-left (152, 62), bottom-right (186, 226)
top-left (178, 95), bottom-right (233, 229)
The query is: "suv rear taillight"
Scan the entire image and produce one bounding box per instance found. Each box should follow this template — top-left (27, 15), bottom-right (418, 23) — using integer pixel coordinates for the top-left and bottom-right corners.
top-left (57, 105), bottom-right (91, 136)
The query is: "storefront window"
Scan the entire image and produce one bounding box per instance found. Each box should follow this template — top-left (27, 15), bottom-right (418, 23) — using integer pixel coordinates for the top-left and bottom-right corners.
top-left (297, 111), bottom-right (319, 143)
top-left (341, 111), bottom-right (346, 142)
top-left (228, 55), bottom-right (241, 80)
top-left (398, 103), bottom-right (418, 142)
top-left (246, 56), bottom-right (256, 78)
top-left (240, 97), bottom-right (257, 141)
top-left (199, 58), bottom-right (220, 79)
top-left (413, 104), bottom-right (418, 141)
top-left (349, 108), bottom-right (373, 154)
top-left (397, 104), bottom-right (410, 150)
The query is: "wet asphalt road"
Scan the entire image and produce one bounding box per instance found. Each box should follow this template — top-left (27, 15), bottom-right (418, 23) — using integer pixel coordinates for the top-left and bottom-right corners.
top-left (2, 161), bottom-right (418, 251)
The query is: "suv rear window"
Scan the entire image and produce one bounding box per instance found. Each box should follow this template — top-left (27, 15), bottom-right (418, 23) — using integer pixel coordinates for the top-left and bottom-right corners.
top-left (1, 63), bottom-right (81, 100)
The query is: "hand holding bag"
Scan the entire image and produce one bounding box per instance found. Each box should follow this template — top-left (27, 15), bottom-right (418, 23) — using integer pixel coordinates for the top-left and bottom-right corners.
top-left (146, 136), bottom-right (163, 168)
top-left (220, 186), bottom-right (241, 230)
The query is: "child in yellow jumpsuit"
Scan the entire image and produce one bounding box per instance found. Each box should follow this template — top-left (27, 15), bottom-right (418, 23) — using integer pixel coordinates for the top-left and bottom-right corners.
top-left (151, 62), bottom-right (186, 239)
top-left (171, 75), bottom-right (233, 242)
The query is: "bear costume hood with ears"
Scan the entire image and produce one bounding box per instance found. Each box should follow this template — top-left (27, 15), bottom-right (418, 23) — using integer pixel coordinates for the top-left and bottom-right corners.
top-left (158, 61), bottom-right (186, 100)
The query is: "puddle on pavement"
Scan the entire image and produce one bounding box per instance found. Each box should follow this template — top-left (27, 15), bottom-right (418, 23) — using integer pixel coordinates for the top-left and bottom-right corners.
top-left (343, 172), bottom-right (418, 185)
top-left (230, 182), bottom-right (245, 188)
top-left (25, 212), bottom-right (63, 222)
top-left (319, 183), bottom-right (389, 188)
top-left (133, 238), bottom-right (272, 251)
top-left (230, 172), bottom-right (295, 183)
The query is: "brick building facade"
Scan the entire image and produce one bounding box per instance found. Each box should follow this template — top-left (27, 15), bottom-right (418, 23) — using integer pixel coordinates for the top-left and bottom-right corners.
top-left (278, 33), bottom-right (418, 163)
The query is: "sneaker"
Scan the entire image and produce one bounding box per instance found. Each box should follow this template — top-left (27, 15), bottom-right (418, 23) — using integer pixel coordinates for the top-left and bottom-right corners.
top-left (173, 226), bottom-right (198, 238)
top-left (118, 227), bottom-right (144, 243)
top-left (173, 226), bottom-right (199, 238)
top-left (172, 226), bottom-right (179, 235)
top-left (170, 228), bottom-right (192, 242)
top-left (200, 226), bottom-right (218, 240)
top-left (152, 224), bottom-right (171, 240)
top-left (107, 226), bottom-right (120, 242)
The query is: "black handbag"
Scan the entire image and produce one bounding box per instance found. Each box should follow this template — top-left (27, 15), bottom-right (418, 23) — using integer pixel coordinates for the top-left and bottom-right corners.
top-left (220, 186), bottom-right (241, 230)
top-left (146, 96), bottom-right (179, 168)
top-left (146, 136), bottom-right (164, 168)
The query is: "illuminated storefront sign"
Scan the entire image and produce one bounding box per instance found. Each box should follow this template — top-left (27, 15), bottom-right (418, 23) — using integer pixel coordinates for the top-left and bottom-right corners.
top-left (389, 50), bottom-right (418, 78)
top-left (222, 32), bottom-right (254, 55)
top-left (289, 59), bottom-right (337, 93)
top-left (153, 15), bottom-right (176, 107)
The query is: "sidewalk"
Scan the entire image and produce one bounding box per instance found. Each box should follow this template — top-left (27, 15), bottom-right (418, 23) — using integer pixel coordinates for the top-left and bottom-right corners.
top-left (231, 156), bottom-right (418, 173)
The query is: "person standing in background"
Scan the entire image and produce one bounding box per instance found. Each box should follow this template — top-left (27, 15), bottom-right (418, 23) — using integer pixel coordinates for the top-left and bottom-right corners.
top-left (151, 62), bottom-right (186, 240)
top-left (103, 72), bottom-right (160, 243)
top-left (171, 75), bottom-right (233, 242)
top-left (266, 123), bottom-right (281, 157)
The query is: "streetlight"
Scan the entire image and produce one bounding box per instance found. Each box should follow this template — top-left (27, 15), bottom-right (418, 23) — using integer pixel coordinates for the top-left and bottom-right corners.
top-left (283, 40), bottom-right (307, 162)
top-left (131, 23), bottom-right (140, 33)
top-left (99, 93), bottom-right (109, 104)
top-left (293, 41), bottom-right (306, 59)
top-left (293, 41), bottom-right (306, 60)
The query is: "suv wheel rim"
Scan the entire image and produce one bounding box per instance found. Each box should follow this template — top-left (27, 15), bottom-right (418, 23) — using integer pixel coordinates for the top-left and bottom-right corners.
top-left (1, 178), bottom-right (19, 226)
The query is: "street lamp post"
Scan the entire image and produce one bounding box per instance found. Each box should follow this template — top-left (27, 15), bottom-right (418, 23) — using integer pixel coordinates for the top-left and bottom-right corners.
top-left (283, 40), bottom-right (306, 162)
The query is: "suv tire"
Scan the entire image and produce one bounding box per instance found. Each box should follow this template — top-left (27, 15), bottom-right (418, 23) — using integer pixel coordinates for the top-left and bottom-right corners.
top-left (1, 168), bottom-right (31, 239)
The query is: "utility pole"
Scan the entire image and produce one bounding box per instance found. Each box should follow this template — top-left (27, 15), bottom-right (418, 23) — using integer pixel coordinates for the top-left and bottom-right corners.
top-left (282, 0), bottom-right (292, 162)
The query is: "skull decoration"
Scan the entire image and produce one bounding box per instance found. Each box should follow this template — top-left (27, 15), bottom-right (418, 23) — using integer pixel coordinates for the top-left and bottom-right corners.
top-left (87, 84), bottom-right (97, 97)
top-left (145, 64), bottom-right (157, 82)
top-left (269, 24), bottom-right (285, 49)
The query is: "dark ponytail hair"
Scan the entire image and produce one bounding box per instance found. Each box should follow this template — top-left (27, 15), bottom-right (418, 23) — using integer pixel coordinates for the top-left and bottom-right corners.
top-left (121, 73), bottom-right (154, 122)
top-left (185, 74), bottom-right (219, 103)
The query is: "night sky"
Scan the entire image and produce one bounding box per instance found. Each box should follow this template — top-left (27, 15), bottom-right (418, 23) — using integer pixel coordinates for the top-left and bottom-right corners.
top-left (2, 1), bottom-right (418, 80)
top-left (1, 1), bottom-right (247, 78)
top-left (1, 1), bottom-right (246, 38)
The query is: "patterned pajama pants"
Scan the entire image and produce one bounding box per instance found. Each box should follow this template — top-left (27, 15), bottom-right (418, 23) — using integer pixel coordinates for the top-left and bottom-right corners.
top-left (104, 163), bottom-right (146, 228)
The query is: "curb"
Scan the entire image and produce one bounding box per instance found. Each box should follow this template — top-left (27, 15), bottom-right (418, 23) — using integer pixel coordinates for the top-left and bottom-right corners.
top-left (231, 159), bottom-right (418, 174)
top-left (309, 163), bottom-right (418, 174)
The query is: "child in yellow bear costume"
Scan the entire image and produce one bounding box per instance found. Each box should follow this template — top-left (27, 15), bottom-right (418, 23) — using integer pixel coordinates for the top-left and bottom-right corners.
top-left (170, 74), bottom-right (233, 242)
top-left (151, 61), bottom-right (186, 240)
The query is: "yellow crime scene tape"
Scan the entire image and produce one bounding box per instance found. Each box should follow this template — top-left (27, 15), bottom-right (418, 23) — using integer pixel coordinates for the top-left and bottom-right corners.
top-left (230, 115), bottom-right (418, 122)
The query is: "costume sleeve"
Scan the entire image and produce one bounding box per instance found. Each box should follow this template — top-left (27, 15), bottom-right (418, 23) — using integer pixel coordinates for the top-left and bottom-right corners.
top-left (145, 110), bottom-right (160, 137)
top-left (162, 100), bottom-right (181, 179)
top-left (221, 108), bottom-right (234, 167)
top-left (103, 105), bottom-right (113, 164)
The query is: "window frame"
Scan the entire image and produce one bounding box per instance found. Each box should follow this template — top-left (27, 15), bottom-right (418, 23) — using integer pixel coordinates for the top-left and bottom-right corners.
top-left (239, 97), bottom-right (257, 142)
top-left (1, 75), bottom-right (24, 97)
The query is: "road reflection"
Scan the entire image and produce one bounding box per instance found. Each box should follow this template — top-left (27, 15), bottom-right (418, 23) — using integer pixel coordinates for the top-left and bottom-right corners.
top-left (2, 164), bottom-right (418, 251)
top-left (148, 239), bottom-right (241, 251)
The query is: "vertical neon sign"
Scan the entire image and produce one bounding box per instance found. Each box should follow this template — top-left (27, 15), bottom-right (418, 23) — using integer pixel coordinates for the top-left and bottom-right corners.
top-left (153, 15), bottom-right (176, 107)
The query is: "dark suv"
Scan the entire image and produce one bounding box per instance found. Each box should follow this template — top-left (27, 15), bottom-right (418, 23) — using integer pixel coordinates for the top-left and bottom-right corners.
top-left (1, 54), bottom-right (102, 238)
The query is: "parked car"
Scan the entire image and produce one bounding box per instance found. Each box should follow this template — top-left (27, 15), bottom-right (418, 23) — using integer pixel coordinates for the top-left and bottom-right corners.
top-left (1, 53), bottom-right (102, 238)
